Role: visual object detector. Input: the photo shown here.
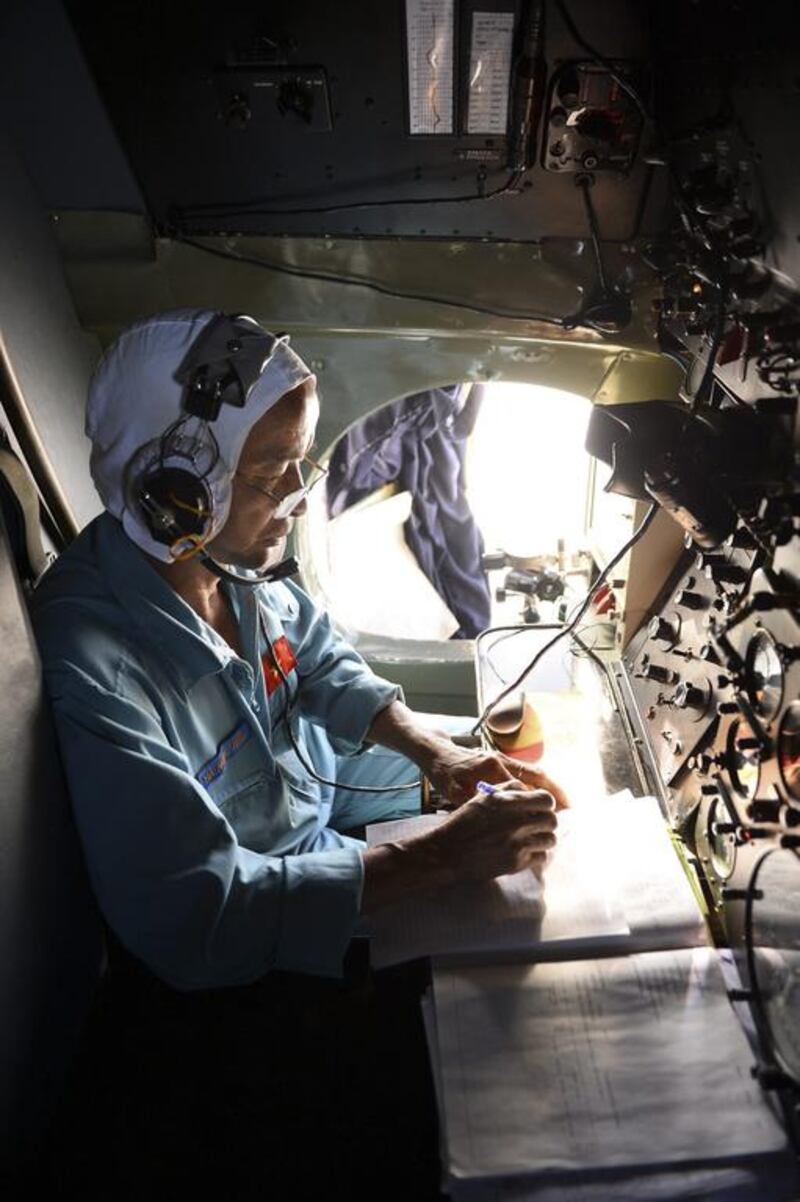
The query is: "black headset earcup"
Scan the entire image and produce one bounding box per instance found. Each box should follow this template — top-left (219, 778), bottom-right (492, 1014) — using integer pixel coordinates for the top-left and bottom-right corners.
top-left (138, 466), bottom-right (213, 545)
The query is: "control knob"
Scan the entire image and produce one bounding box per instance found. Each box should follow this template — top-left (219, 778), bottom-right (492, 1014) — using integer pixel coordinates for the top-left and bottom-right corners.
top-left (648, 614), bottom-right (680, 645)
top-left (689, 751), bottom-right (724, 775)
top-left (747, 799), bottom-right (783, 824)
top-left (738, 828), bottom-right (772, 843)
top-left (731, 527), bottom-right (759, 550)
top-left (734, 736), bottom-right (761, 751)
top-left (639, 659), bottom-right (677, 685)
top-left (716, 671), bottom-right (745, 690)
top-left (676, 590), bottom-right (709, 611)
top-left (674, 680), bottom-right (709, 712)
top-left (704, 563), bottom-right (748, 586)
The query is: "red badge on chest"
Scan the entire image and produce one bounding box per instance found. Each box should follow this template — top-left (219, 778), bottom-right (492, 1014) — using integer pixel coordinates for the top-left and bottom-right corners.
top-left (261, 636), bottom-right (297, 696)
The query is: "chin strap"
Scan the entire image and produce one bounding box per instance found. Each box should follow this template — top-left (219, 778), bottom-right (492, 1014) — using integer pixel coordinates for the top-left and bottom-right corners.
top-left (198, 552), bottom-right (300, 587)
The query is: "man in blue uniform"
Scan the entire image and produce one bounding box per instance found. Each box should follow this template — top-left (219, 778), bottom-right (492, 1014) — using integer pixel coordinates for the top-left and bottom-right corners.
top-left (33, 309), bottom-right (567, 1197)
top-left (33, 309), bottom-right (562, 990)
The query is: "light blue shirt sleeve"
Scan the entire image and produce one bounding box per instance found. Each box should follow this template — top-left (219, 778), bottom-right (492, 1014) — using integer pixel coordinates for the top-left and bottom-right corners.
top-left (278, 581), bottom-right (402, 753)
top-left (46, 662), bottom-right (365, 988)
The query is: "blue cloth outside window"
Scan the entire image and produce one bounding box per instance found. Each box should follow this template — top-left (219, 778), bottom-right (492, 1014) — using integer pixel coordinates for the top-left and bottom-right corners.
top-left (326, 384), bottom-right (492, 638)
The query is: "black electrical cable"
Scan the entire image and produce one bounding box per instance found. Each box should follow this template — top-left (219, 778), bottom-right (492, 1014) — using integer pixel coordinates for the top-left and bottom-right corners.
top-left (471, 503), bottom-right (659, 735)
top-left (690, 282), bottom-right (730, 409)
top-left (569, 628), bottom-right (607, 676)
top-left (172, 171), bottom-right (522, 224)
top-left (260, 616), bottom-right (420, 795)
top-left (172, 234), bottom-right (570, 328)
top-left (478, 623), bottom-right (562, 686)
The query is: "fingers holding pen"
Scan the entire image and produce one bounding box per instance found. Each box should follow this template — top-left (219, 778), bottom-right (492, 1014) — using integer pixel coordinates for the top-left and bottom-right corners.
top-left (475, 780), bottom-right (558, 825)
top-left (429, 781), bottom-right (559, 883)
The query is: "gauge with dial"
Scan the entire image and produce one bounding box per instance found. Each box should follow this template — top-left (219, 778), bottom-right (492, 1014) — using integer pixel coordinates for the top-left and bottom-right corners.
top-left (745, 631), bottom-right (784, 721)
top-left (727, 718), bottom-right (761, 802)
top-left (778, 702), bottom-right (800, 803)
top-left (705, 796), bottom-right (737, 879)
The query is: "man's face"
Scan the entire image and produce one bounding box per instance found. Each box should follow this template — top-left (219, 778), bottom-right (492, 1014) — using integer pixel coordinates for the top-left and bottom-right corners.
top-left (207, 380), bottom-right (320, 571)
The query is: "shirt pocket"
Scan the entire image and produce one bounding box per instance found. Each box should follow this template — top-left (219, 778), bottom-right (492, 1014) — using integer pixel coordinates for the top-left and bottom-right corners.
top-left (210, 763), bottom-right (268, 807)
top-left (211, 768), bottom-right (282, 849)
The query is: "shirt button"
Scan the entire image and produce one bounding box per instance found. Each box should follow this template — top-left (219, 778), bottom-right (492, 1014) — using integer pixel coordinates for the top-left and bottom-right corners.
top-left (252, 700), bottom-right (261, 713)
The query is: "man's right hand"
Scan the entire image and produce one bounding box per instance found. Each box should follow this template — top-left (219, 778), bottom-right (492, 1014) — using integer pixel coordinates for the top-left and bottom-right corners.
top-left (361, 784), bottom-right (557, 914)
top-left (425, 784), bottom-right (557, 881)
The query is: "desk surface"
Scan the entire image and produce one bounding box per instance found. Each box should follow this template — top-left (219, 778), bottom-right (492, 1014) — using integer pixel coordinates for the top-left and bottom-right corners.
top-left (464, 625), bottom-right (800, 1200)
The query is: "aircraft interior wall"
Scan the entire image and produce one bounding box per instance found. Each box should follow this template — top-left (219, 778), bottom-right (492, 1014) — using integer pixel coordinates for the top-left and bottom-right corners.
top-left (0, 130), bottom-right (102, 537)
top-left (1, 0), bottom-right (800, 1192)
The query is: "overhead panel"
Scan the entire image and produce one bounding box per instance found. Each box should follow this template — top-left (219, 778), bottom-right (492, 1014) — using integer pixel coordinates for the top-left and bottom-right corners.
top-left (64, 0), bottom-right (662, 241)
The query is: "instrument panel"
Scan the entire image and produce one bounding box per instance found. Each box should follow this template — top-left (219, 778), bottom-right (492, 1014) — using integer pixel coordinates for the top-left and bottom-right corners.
top-left (621, 502), bottom-right (800, 1126)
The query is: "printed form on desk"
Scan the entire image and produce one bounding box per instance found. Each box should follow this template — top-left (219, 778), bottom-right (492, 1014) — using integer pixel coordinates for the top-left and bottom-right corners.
top-left (431, 948), bottom-right (788, 1183)
top-left (421, 981), bottom-right (792, 1202)
top-left (364, 795), bottom-right (707, 969)
top-left (397, 797), bottom-right (792, 1199)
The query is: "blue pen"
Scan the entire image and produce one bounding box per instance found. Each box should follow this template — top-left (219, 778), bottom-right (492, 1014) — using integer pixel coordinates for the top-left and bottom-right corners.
top-left (475, 780), bottom-right (497, 795)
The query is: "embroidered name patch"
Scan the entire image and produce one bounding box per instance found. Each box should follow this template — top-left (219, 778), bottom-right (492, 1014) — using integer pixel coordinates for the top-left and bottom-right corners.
top-left (261, 635), bottom-right (298, 696)
top-left (196, 720), bottom-right (253, 788)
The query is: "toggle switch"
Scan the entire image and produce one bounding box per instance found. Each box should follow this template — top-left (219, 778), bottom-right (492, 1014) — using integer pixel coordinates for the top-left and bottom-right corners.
top-left (639, 661), bottom-right (678, 685)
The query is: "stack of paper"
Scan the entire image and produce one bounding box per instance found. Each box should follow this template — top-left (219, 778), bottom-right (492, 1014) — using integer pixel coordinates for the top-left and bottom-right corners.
top-left (431, 948), bottom-right (788, 1188)
top-left (365, 796), bottom-right (706, 969)
top-left (367, 795), bottom-right (793, 1197)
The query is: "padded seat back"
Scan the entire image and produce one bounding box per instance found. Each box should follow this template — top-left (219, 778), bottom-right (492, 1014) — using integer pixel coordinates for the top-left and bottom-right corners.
top-left (0, 492), bottom-right (104, 1171)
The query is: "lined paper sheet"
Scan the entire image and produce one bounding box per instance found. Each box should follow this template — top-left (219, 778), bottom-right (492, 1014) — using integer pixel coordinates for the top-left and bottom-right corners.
top-left (365, 807), bottom-right (629, 968)
top-left (365, 797), bottom-right (708, 968)
top-left (366, 814), bottom-right (547, 968)
top-left (433, 948), bottom-right (787, 1180)
top-left (598, 798), bottom-right (707, 949)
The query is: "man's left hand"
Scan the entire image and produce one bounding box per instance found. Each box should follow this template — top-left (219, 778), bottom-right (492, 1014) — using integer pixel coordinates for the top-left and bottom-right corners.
top-left (424, 741), bottom-right (569, 810)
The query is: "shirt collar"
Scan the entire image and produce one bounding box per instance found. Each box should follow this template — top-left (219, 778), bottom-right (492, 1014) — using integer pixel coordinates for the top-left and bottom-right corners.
top-left (94, 512), bottom-right (243, 694)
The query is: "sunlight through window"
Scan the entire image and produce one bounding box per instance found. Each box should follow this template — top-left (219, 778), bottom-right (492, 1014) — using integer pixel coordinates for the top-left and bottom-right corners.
top-left (467, 382), bottom-right (593, 558)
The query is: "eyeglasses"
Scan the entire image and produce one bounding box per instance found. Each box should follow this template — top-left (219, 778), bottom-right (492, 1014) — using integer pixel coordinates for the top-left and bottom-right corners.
top-left (235, 453), bottom-right (328, 519)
